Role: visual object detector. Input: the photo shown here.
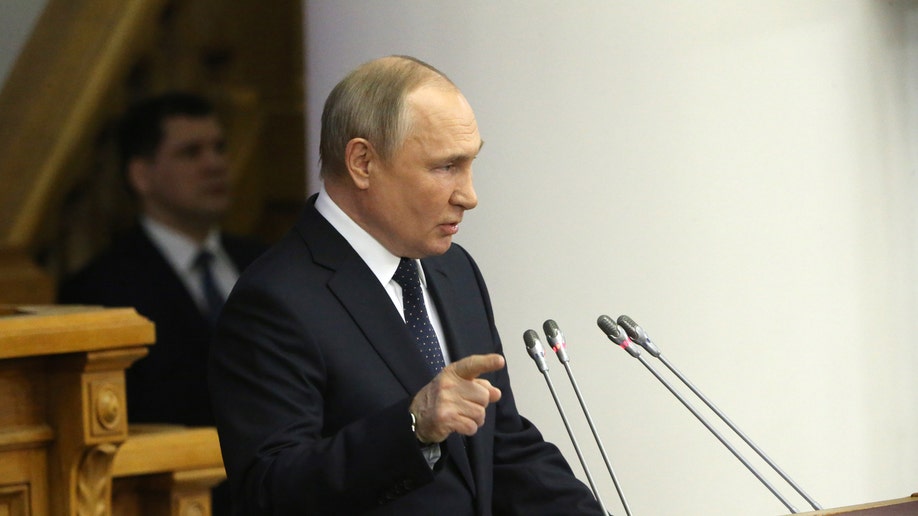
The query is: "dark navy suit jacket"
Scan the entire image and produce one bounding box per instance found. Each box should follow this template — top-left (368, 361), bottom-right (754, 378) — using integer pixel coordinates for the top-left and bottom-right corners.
top-left (59, 225), bottom-right (266, 426)
top-left (207, 197), bottom-right (603, 515)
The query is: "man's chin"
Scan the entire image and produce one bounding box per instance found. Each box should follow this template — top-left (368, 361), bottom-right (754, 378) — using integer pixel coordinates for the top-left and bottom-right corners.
top-left (199, 201), bottom-right (231, 219)
top-left (427, 239), bottom-right (453, 257)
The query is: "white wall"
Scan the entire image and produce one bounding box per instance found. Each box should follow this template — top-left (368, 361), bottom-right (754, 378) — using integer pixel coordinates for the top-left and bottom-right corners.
top-left (306, 1), bottom-right (918, 515)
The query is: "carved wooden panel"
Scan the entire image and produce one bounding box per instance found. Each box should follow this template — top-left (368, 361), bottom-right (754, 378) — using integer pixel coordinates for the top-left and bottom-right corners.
top-left (174, 493), bottom-right (209, 516)
top-left (0, 483), bottom-right (30, 516)
top-left (0, 357), bottom-right (47, 430)
top-left (87, 375), bottom-right (125, 440)
top-left (76, 444), bottom-right (117, 516)
top-left (0, 307), bottom-right (233, 516)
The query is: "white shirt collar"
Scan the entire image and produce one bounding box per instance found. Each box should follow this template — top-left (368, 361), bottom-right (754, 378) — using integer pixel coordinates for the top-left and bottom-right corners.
top-left (314, 182), bottom-right (448, 374)
top-left (140, 216), bottom-right (222, 273)
top-left (314, 182), bottom-right (427, 287)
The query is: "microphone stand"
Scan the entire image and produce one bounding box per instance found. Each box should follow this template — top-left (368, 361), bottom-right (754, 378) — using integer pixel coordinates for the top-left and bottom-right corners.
top-left (597, 316), bottom-right (798, 514)
top-left (545, 321), bottom-right (634, 516)
top-left (617, 315), bottom-right (821, 511)
top-left (524, 330), bottom-right (610, 515)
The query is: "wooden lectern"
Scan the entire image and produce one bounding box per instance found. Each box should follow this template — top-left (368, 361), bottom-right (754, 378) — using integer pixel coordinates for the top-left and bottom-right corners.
top-left (0, 305), bottom-right (226, 515)
top-left (790, 494), bottom-right (918, 515)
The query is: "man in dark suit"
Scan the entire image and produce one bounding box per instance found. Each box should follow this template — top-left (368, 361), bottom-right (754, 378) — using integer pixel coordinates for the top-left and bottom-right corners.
top-left (59, 92), bottom-right (264, 514)
top-left (208, 56), bottom-right (604, 515)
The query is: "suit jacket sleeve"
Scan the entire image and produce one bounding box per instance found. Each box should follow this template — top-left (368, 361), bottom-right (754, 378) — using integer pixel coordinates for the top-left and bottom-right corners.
top-left (208, 246), bottom-right (438, 514)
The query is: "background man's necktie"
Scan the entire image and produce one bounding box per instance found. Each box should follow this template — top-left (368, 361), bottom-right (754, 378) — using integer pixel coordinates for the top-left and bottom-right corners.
top-left (194, 250), bottom-right (224, 325)
top-left (392, 257), bottom-right (446, 373)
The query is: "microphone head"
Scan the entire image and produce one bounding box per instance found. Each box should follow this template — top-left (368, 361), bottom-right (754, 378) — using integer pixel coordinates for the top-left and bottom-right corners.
top-left (617, 314), bottom-right (661, 356)
top-left (596, 315), bottom-right (623, 342)
top-left (542, 319), bottom-right (561, 343)
top-left (597, 315), bottom-right (641, 358)
top-left (523, 329), bottom-right (550, 372)
top-left (616, 314), bottom-right (646, 344)
top-left (542, 319), bottom-right (570, 363)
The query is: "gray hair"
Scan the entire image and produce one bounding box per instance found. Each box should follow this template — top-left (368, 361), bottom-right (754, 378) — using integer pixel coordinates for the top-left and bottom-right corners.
top-left (319, 55), bottom-right (455, 179)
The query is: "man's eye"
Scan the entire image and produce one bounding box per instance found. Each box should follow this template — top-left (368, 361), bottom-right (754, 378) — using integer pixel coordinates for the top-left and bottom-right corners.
top-left (178, 145), bottom-right (202, 158)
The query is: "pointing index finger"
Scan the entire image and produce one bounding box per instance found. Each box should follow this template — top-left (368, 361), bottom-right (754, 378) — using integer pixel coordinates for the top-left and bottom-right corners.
top-left (451, 353), bottom-right (505, 380)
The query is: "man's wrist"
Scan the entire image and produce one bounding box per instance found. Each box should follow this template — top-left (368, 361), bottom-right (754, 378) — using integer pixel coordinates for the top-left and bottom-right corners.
top-left (409, 410), bottom-right (430, 445)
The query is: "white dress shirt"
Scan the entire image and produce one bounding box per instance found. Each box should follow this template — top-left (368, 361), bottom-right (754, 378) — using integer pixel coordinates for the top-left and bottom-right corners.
top-left (141, 216), bottom-right (239, 313)
top-left (314, 183), bottom-right (451, 466)
top-left (314, 183), bottom-right (452, 367)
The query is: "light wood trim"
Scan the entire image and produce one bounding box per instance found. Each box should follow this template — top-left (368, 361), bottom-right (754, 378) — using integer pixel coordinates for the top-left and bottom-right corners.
top-left (0, 424), bottom-right (55, 452)
top-left (793, 494), bottom-right (918, 515)
top-left (0, 306), bottom-right (154, 359)
top-left (112, 425), bottom-right (225, 478)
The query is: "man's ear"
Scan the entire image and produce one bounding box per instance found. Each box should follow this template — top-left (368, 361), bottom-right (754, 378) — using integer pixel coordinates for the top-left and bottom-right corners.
top-left (344, 138), bottom-right (374, 190)
top-left (127, 157), bottom-right (153, 196)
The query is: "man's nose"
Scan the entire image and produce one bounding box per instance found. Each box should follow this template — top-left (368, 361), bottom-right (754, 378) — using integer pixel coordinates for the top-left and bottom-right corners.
top-left (452, 169), bottom-right (478, 210)
top-left (204, 145), bottom-right (228, 171)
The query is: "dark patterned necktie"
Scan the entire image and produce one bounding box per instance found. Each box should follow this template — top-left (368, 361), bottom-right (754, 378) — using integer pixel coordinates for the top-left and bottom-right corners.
top-left (194, 250), bottom-right (224, 325)
top-left (392, 258), bottom-right (446, 373)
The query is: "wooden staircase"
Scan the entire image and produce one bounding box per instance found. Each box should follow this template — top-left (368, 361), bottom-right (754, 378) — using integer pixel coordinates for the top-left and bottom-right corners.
top-left (0, 0), bottom-right (306, 303)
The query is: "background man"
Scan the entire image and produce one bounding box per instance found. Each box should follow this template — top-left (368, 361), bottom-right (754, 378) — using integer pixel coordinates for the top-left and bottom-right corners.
top-left (59, 91), bottom-right (266, 515)
top-left (208, 56), bottom-right (604, 515)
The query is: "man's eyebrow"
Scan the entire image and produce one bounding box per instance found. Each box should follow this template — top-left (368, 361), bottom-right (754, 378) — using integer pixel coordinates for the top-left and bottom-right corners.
top-left (442, 140), bottom-right (485, 163)
top-left (465, 139), bottom-right (484, 158)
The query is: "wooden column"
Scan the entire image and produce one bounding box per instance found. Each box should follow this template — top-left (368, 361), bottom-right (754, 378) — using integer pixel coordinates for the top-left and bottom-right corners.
top-left (0, 305), bottom-right (153, 516)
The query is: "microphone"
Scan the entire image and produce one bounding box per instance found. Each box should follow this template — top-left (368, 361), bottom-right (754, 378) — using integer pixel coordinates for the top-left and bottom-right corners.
top-left (523, 329), bottom-right (609, 515)
top-left (543, 320), bottom-right (633, 516)
top-left (616, 315), bottom-right (821, 511)
top-left (596, 315), bottom-right (799, 514)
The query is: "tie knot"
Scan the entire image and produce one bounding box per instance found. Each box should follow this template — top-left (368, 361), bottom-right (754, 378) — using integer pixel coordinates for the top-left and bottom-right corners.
top-left (194, 249), bottom-right (215, 270)
top-left (392, 257), bottom-right (420, 290)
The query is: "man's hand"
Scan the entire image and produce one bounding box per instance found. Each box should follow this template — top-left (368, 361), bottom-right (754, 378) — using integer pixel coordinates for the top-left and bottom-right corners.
top-left (409, 353), bottom-right (505, 444)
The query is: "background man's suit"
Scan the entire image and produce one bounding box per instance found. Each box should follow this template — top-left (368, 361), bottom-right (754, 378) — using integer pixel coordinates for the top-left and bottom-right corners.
top-left (59, 225), bottom-right (265, 425)
top-left (208, 197), bottom-right (603, 515)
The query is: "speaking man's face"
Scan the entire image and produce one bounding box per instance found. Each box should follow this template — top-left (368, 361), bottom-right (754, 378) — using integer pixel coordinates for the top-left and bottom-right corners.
top-left (363, 85), bottom-right (482, 259)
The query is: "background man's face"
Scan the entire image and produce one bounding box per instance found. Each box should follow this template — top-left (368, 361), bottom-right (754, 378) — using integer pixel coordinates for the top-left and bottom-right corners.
top-left (131, 115), bottom-right (231, 230)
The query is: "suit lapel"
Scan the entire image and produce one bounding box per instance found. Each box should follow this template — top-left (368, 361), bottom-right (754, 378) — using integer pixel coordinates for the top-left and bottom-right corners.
top-left (328, 257), bottom-right (435, 396)
top-left (133, 227), bottom-right (211, 333)
top-left (422, 257), bottom-right (488, 361)
top-left (296, 201), bottom-right (434, 396)
top-left (297, 200), bottom-right (479, 496)
top-left (421, 257), bottom-right (480, 496)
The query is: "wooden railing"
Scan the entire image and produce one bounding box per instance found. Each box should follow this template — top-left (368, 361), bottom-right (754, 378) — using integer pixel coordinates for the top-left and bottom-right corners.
top-left (0, 305), bottom-right (225, 516)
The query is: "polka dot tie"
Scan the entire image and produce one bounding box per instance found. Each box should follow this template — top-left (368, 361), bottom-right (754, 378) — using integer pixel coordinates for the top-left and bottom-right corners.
top-left (392, 258), bottom-right (446, 373)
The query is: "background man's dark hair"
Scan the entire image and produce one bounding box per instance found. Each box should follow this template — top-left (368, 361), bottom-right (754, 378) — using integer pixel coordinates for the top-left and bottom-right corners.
top-left (117, 91), bottom-right (216, 174)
